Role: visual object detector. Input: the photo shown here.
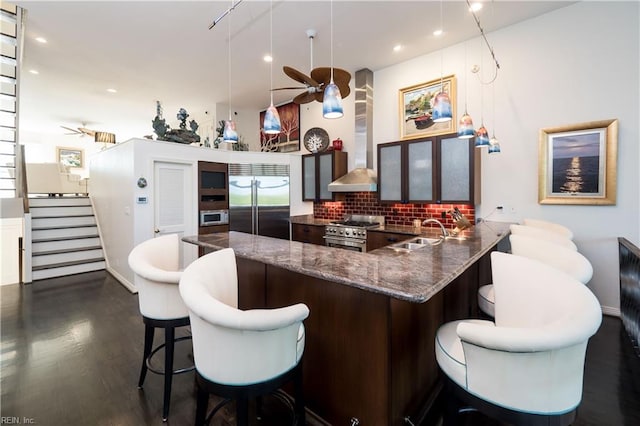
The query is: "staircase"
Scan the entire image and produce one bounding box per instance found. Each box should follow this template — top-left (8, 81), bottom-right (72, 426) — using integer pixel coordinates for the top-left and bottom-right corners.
top-left (30, 196), bottom-right (105, 280)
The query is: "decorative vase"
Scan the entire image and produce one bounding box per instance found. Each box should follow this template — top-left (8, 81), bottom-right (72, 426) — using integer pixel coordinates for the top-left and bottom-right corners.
top-left (332, 138), bottom-right (343, 151)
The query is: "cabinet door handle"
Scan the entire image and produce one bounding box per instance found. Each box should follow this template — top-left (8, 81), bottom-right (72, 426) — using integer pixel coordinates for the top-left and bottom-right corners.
top-left (387, 237), bottom-right (398, 242)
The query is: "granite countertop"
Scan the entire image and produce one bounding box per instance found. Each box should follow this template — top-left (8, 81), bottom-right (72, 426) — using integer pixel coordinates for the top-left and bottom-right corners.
top-left (183, 221), bottom-right (510, 303)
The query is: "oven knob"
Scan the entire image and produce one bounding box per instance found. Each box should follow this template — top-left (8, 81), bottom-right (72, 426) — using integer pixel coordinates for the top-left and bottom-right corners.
top-left (345, 230), bottom-right (350, 236)
top-left (339, 230), bottom-right (344, 235)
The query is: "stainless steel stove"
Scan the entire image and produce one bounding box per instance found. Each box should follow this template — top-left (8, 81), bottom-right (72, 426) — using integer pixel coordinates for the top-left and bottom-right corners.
top-left (324, 215), bottom-right (385, 252)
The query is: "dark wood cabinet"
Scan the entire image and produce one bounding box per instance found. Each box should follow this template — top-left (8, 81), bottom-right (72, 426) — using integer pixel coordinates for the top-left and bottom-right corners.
top-left (377, 133), bottom-right (480, 204)
top-left (291, 223), bottom-right (325, 245)
top-left (366, 230), bottom-right (414, 251)
top-left (302, 151), bottom-right (347, 202)
top-left (198, 161), bottom-right (229, 235)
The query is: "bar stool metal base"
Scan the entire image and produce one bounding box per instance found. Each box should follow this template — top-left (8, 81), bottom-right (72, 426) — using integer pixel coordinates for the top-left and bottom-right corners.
top-left (138, 316), bottom-right (194, 422)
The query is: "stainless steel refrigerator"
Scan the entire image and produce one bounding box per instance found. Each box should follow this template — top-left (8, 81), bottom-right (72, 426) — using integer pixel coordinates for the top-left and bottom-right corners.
top-left (229, 163), bottom-right (290, 240)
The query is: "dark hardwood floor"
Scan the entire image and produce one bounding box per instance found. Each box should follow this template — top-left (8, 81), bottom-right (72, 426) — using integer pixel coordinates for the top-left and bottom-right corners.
top-left (1, 271), bottom-right (639, 425)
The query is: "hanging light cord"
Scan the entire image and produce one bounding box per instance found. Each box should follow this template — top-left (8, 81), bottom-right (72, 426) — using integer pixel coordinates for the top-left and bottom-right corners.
top-left (330, 0), bottom-right (334, 83)
top-left (466, 0), bottom-right (499, 85)
top-left (228, 0), bottom-right (232, 120)
top-left (269, 0), bottom-right (274, 104)
top-left (439, 0), bottom-right (444, 91)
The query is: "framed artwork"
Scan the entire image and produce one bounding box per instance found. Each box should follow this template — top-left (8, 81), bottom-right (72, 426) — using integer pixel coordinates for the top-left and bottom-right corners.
top-left (399, 74), bottom-right (456, 140)
top-left (538, 119), bottom-right (618, 205)
top-left (56, 146), bottom-right (84, 168)
top-left (259, 101), bottom-right (300, 152)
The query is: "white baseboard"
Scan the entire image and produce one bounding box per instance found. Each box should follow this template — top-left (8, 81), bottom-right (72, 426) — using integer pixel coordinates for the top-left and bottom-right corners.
top-left (107, 266), bottom-right (137, 294)
top-left (601, 305), bottom-right (620, 317)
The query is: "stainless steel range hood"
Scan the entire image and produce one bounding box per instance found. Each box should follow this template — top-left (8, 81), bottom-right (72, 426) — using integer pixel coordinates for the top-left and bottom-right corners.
top-left (328, 68), bottom-right (377, 192)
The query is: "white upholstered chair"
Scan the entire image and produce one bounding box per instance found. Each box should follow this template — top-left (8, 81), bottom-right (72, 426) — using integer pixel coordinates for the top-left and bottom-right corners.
top-left (179, 248), bottom-right (309, 426)
top-left (523, 218), bottom-right (574, 240)
top-left (478, 234), bottom-right (593, 317)
top-left (436, 252), bottom-right (602, 425)
top-left (128, 233), bottom-right (193, 422)
top-left (510, 224), bottom-right (578, 251)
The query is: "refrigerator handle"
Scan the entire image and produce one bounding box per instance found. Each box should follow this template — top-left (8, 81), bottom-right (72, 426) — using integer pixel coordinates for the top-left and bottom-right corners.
top-left (252, 178), bottom-right (258, 235)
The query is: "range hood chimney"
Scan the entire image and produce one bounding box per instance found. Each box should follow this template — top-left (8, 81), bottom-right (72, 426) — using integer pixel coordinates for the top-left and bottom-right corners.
top-left (328, 68), bottom-right (377, 192)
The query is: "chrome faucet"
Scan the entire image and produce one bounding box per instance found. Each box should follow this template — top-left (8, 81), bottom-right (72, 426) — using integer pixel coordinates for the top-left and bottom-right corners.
top-left (422, 218), bottom-right (449, 238)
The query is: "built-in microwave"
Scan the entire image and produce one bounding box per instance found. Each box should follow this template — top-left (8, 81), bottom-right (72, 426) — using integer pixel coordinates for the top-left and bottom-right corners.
top-left (200, 209), bottom-right (229, 226)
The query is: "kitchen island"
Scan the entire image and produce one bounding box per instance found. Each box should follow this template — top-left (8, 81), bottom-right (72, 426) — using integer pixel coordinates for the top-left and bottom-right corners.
top-left (183, 221), bottom-right (510, 425)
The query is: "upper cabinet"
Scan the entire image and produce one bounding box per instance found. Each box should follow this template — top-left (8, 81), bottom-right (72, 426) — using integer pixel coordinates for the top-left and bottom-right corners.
top-left (302, 151), bottom-right (347, 202)
top-left (377, 133), bottom-right (479, 204)
top-left (378, 139), bottom-right (435, 203)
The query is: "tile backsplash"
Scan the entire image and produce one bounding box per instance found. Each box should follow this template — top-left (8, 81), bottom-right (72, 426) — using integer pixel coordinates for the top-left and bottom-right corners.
top-left (313, 192), bottom-right (475, 228)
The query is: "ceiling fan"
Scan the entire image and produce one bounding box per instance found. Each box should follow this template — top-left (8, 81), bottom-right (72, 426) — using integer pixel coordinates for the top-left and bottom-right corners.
top-left (273, 29), bottom-right (351, 105)
top-left (61, 124), bottom-right (97, 138)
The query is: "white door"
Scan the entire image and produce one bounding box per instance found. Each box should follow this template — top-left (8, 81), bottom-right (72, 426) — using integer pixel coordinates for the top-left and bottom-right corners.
top-left (153, 161), bottom-right (196, 267)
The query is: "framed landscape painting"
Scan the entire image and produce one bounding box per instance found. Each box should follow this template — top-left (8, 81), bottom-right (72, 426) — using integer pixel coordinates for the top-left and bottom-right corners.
top-left (259, 101), bottom-right (300, 152)
top-left (57, 146), bottom-right (84, 168)
top-left (399, 75), bottom-right (456, 140)
top-left (538, 119), bottom-right (618, 205)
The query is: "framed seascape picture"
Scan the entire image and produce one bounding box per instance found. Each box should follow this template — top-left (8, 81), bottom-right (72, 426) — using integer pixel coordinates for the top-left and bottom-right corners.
top-left (538, 119), bottom-right (618, 205)
top-left (399, 75), bottom-right (456, 140)
top-left (57, 146), bottom-right (84, 168)
top-left (259, 101), bottom-right (300, 153)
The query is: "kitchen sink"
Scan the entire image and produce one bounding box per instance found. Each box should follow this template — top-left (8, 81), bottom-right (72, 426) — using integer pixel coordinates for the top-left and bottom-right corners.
top-left (410, 237), bottom-right (444, 246)
top-left (389, 242), bottom-right (427, 252)
top-left (445, 235), bottom-right (474, 242)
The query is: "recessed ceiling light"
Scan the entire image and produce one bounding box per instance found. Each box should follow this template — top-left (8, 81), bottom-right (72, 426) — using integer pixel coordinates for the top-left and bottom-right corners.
top-left (263, 54), bottom-right (273, 63)
top-left (35, 37), bottom-right (47, 43)
top-left (107, 88), bottom-right (117, 93)
top-left (469, 2), bottom-right (483, 12)
top-left (433, 29), bottom-right (443, 37)
top-left (29, 70), bottom-right (39, 75)
top-left (393, 44), bottom-right (402, 52)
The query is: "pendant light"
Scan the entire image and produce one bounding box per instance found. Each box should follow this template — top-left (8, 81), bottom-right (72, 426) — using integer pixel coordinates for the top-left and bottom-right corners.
top-left (432, 0), bottom-right (452, 123)
top-left (458, 41), bottom-right (475, 139)
top-left (475, 38), bottom-right (490, 148)
top-left (263, 0), bottom-right (281, 135)
top-left (223, 0), bottom-right (238, 143)
top-left (322, 0), bottom-right (343, 119)
top-left (488, 74), bottom-right (501, 154)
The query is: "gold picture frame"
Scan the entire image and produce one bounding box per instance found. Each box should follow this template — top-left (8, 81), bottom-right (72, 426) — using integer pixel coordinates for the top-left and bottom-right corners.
top-left (399, 74), bottom-right (456, 140)
top-left (57, 146), bottom-right (84, 168)
top-left (538, 119), bottom-right (618, 205)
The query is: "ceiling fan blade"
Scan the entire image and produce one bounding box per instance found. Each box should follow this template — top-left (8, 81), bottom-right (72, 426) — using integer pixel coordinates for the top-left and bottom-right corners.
top-left (61, 125), bottom-right (81, 134)
top-left (79, 127), bottom-right (97, 137)
top-left (271, 86), bottom-right (308, 91)
top-left (283, 66), bottom-right (318, 88)
top-left (332, 68), bottom-right (352, 99)
top-left (311, 67), bottom-right (351, 99)
top-left (293, 91), bottom-right (318, 104)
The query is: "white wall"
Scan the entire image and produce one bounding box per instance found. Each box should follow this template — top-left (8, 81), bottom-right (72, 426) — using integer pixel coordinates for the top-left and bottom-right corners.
top-left (90, 138), bottom-right (311, 290)
top-left (375, 1), bottom-right (639, 314)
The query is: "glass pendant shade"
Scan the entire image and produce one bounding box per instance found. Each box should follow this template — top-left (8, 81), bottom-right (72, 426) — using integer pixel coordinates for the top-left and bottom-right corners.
top-left (323, 80), bottom-right (344, 119)
top-left (431, 91), bottom-right (452, 122)
top-left (475, 125), bottom-right (490, 147)
top-left (488, 136), bottom-right (501, 154)
top-left (223, 120), bottom-right (238, 143)
top-left (457, 112), bottom-right (475, 139)
top-left (263, 104), bottom-right (281, 135)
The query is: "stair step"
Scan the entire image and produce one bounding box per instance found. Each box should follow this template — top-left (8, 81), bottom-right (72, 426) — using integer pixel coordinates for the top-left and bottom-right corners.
top-left (29, 196), bottom-right (90, 207)
top-left (33, 224), bottom-right (98, 231)
top-left (32, 234), bottom-right (100, 244)
top-left (32, 257), bottom-right (106, 271)
top-left (32, 226), bottom-right (98, 240)
top-left (32, 216), bottom-right (96, 227)
top-left (32, 236), bottom-right (101, 252)
top-left (32, 248), bottom-right (104, 267)
top-left (32, 260), bottom-right (106, 281)
top-left (30, 206), bottom-right (93, 217)
top-left (33, 245), bottom-right (103, 256)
